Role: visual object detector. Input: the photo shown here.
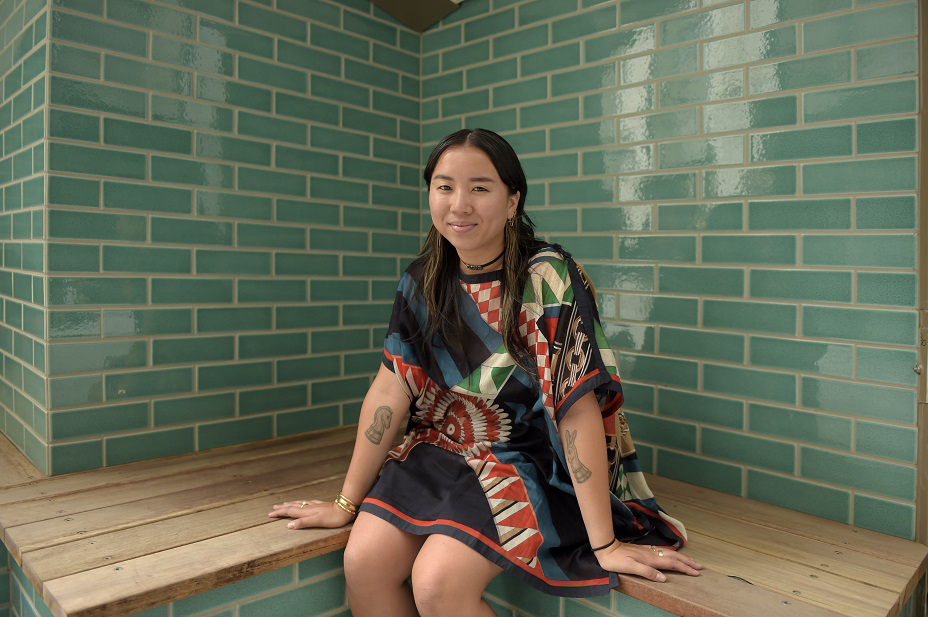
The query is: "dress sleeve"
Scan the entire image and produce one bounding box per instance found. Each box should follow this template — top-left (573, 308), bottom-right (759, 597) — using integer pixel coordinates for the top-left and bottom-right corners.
top-left (382, 271), bottom-right (429, 399)
top-left (528, 255), bottom-right (624, 426)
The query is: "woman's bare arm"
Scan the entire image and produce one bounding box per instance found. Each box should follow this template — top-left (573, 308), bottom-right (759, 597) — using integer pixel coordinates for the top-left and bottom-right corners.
top-left (558, 391), bottom-right (702, 581)
top-left (269, 363), bottom-right (412, 528)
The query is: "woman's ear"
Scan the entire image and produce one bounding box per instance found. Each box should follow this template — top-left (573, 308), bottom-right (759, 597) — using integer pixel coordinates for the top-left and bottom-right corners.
top-left (508, 192), bottom-right (520, 218)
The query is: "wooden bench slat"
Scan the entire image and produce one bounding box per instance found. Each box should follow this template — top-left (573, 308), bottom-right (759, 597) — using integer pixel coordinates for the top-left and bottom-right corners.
top-left (1, 440), bottom-right (353, 541)
top-left (648, 475), bottom-right (928, 570)
top-left (42, 519), bottom-right (351, 617)
top-left (683, 531), bottom-right (901, 617)
top-left (662, 498), bottom-right (914, 594)
top-left (6, 450), bottom-right (351, 563)
top-left (0, 427), bottom-right (355, 507)
top-left (616, 568), bottom-right (847, 617)
top-left (24, 476), bottom-right (344, 590)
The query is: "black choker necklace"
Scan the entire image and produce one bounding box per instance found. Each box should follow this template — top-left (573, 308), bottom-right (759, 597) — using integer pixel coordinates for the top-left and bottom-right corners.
top-left (462, 249), bottom-right (505, 271)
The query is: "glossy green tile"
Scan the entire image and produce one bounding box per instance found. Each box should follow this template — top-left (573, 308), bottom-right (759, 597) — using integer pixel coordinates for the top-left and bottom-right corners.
top-left (196, 249), bottom-right (269, 275)
top-left (661, 3), bottom-right (743, 46)
top-left (105, 367), bottom-right (193, 401)
top-left (422, 23), bottom-right (460, 54)
top-left (276, 40), bottom-right (339, 77)
top-left (550, 120), bottom-right (616, 151)
top-left (493, 23), bottom-right (547, 59)
top-left (552, 6), bottom-right (616, 43)
top-left (659, 266), bottom-right (742, 296)
top-left (750, 336), bottom-right (852, 377)
top-left (150, 217), bottom-right (232, 247)
top-left (804, 235), bottom-right (914, 268)
top-left (465, 108), bottom-right (517, 132)
top-left (703, 427), bottom-right (795, 473)
top-left (704, 363), bottom-right (796, 404)
top-left (619, 295), bottom-right (697, 326)
top-left (107, 0), bottom-right (194, 37)
top-left (751, 125), bottom-right (851, 162)
top-left (198, 361), bottom-right (273, 392)
top-left (704, 25), bottom-right (796, 70)
top-left (583, 83), bottom-right (654, 117)
top-left (553, 64), bottom-right (618, 98)
top-left (491, 76), bottom-right (546, 107)
top-left (582, 205), bottom-right (651, 232)
top-left (442, 40), bottom-right (488, 73)
top-left (103, 117), bottom-right (192, 154)
top-left (105, 54), bottom-right (191, 95)
top-left (618, 236), bottom-right (695, 262)
top-left (517, 0), bottom-right (575, 26)
top-left (238, 111), bottom-right (306, 145)
top-left (442, 90), bottom-right (489, 118)
top-left (750, 269), bottom-right (850, 303)
top-left (49, 142), bottom-right (145, 179)
top-left (197, 75), bottom-right (271, 112)
top-left (748, 199), bottom-right (850, 230)
top-left (274, 253), bottom-right (339, 277)
top-left (152, 156), bottom-right (233, 188)
top-left (102, 308), bottom-right (191, 338)
top-left (521, 42), bottom-right (581, 78)
top-left (106, 427), bottom-right (195, 465)
top-left (583, 145), bottom-right (652, 174)
top-left (238, 279), bottom-right (306, 303)
top-left (802, 306), bottom-right (916, 347)
top-left (309, 279), bottom-right (368, 302)
top-left (803, 2), bottom-right (915, 53)
top-left (52, 10), bottom-right (146, 56)
top-left (49, 108), bottom-right (99, 142)
top-left (151, 95), bottom-right (233, 131)
top-left (50, 42), bottom-right (100, 78)
top-left (618, 353), bottom-right (698, 388)
top-left (48, 340), bottom-right (146, 375)
top-left (104, 246), bottom-right (191, 273)
top-left (704, 96), bottom-right (797, 134)
top-left (749, 51), bottom-right (850, 95)
top-left (857, 118), bottom-right (917, 155)
top-left (50, 440), bottom-right (103, 474)
top-left (583, 264), bottom-right (654, 291)
top-left (240, 333), bottom-right (307, 360)
top-left (747, 469), bottom-right (849, 523)
top-left (603, 322), bottom-right (655, 353)
top-left (625, 47), bottom-right (697, 88)
top-left (466, 58), bottom-right (517, 90)
top-left (804, 81), bottom-right (916, 123)
top-left (857, 39), bottom-right (917, 81)
top-left (197, 307), bottom-right (271, 333)
top-left (703, 166), bottom-right (796, 198)
top-left (857, 196), bottom-right (916, 231)
top-left (345, 59), bottom-right (400, 94)
top-left (584, 24), bottom-right (655, 62)
top-left (750, 0), bottom-right (849, 27)
top-left (549, 178), bottom-right (614, 205)
top-left (521, 153), bottom-right (579, 180)
top-left (856, 421), bottom-right (915, 464)
top-left (374, 43), bottom-right (418, 77)
top-left (152, 35), bottom-right (232, 75)
top-left (657, 449), bottom-right (742, 495)
top-left (238, 56), bottom-right (306, 93)
top-left (618, 172), bottom-right (695, 202)
top-left (196, 134), bottom-right (270, 166)
top-left (801, 446), bottom-right (914, 500)
top-left (198, 415), bottom-right (273, 449)
top-left (854, 494), bottom-right (914, 540)
top-left (422, 72), bottom-right (463, 100)
top-left (657, 388), bottom-right (743, 428)
top-left (806, 157), bottom-right (916, 195)
top-left (49, 277), bottom-right (147, 306)
top-left (152, 336), bottom-right (233, 364)
top-left (464, 8), bottom-right (514, 42)
top-left (659, 326), bottom-right (744, 362)
top-left (620, 0), bottom-right (697, 25)
top-left (749, 402), bottom-right (851, 450)
top-left (802, 375), bottom-right (915, 424)
top-left (172, 568), bottom-right (292, 617)
top-left (857, 346), bottom-right (918, 387)
top-left (151, 278), bottom-right (233, 304)
top-left (49, 310), bottom-right (101, 339)
top-left (624, 410), bottom-right (695, 450)
top-left (705, 234), bottom-right (795, 265)
top-left (236, 2), bottom-right (304, 41)
top-left (658, 136), bottom-right (742, 170)
top-left (659, 69), bottom-right (742, 107)
top-left (658, 202), bottom-right (742, 231)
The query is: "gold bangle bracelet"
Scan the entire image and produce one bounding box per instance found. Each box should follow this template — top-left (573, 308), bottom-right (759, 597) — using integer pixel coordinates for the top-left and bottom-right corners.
top-left (334, 492), bottom-right (359, 516)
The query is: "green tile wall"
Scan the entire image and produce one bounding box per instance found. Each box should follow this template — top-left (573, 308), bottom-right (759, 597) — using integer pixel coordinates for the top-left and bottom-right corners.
top-left (0, 0), bottom-right (424, 476)
top-left (423, 0), bottom-right (920, 542)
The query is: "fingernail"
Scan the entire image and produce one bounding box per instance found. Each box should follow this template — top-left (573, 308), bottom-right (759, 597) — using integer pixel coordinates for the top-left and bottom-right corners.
top-left (287, 522), bottom-right (294, 529)
top-left (658, 574), bottom-right (666, 582)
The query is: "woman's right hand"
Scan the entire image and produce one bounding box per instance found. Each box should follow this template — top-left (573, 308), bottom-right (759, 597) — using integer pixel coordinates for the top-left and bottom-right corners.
top-left (268, 500), bottom-right (356, 529)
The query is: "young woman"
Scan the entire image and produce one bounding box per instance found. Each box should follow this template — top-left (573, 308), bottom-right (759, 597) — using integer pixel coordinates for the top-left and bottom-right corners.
top-left (269, 129), bottom-right (701, 616)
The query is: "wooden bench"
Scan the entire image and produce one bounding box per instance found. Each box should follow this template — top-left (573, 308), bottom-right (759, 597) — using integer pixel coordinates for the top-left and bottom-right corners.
top-left (0, 426), bottom-right (925, 617)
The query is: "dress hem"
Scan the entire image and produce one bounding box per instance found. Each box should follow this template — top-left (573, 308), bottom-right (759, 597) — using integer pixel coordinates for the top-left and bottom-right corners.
top-left (359, 499), bottom-right (619, 599)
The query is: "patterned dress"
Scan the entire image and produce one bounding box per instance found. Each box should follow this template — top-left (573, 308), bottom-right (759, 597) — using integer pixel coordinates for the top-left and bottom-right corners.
top-left (360, 245), bottom-right (686, 597)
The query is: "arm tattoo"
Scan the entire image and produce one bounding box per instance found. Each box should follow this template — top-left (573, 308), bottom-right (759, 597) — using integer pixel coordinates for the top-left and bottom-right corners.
top-left (364, 405), bottom-right (393, 445)
top-left (566, 429), bottom-right (592, 484)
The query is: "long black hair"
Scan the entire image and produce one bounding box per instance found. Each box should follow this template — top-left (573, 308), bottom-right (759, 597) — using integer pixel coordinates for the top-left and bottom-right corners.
top-left (412, 128), bottom-right (546, 378)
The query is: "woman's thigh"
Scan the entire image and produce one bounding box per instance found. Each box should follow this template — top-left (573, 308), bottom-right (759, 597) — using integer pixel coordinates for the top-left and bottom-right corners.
top-left (344, 512), bottom-right (426, 588)
top-left (410, 534), bottom-right (502, 612)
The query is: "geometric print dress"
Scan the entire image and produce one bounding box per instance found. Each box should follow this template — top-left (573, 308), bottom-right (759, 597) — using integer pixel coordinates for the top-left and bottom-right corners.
top-left (359, 245), bottom-right (687, 597)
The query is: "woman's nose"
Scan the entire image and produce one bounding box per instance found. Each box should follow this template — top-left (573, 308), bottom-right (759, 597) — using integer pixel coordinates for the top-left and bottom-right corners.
top-left (449, 191), bottom-right (471, 213)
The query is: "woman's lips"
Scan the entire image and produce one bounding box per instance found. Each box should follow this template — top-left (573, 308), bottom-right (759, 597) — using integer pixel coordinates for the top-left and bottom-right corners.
top-left (449, 222), bottom-right (476, 232)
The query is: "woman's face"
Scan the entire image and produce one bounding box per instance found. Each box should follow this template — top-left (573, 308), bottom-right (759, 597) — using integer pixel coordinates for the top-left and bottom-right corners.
top-left (428, 145), bottom-right (519, 267)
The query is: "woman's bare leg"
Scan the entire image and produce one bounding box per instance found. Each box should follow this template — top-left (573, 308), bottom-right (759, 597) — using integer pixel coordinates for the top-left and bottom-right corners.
top-left (344, 512), bottom-right (426, 617)
top-left (410, 534), bottom-right (503, 617)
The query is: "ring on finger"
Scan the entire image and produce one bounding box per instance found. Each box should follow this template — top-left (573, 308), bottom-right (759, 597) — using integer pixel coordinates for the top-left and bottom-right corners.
top-left (657, 549), bottom-right (664, 557)
top-left (300, 501), bottom-right (308, 508)
top-left (649, 545), bottom-right (656, 552)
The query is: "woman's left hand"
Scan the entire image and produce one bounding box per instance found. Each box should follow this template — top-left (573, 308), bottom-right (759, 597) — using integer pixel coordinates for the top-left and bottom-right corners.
top-left (595, 542), bottom-right (702, 582)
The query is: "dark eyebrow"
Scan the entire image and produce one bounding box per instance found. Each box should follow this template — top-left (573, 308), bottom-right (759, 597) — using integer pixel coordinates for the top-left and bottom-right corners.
top-left (432, 174), bottom-right (497, 183)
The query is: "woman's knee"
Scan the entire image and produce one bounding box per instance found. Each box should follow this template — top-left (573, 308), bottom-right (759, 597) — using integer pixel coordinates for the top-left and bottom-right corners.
top-left (343, 514), bottom-right (421, 590)
top-left (410, 537), bottom-right (499, 616)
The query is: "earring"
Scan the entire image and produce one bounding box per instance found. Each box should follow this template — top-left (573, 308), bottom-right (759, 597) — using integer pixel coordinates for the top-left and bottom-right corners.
top-left (508, 216), bottom-right (514, 227)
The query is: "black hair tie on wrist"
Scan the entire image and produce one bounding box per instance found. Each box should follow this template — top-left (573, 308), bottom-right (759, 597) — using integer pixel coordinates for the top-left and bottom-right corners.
top-left (591, 538), bottom-right (618, 552)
